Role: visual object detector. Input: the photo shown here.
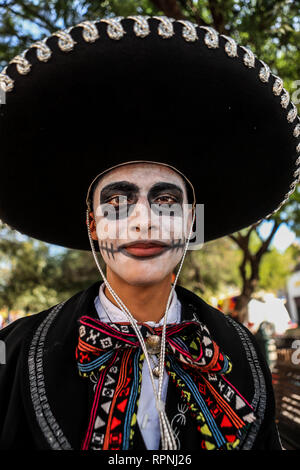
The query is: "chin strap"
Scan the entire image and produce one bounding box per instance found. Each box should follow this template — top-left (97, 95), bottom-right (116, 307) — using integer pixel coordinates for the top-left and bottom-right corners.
top-left (85, 204), bottom-right (195, 450)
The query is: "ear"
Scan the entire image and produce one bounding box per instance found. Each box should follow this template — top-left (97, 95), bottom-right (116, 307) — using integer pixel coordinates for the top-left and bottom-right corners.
top-left (88, 211), bottom-right (98, 241)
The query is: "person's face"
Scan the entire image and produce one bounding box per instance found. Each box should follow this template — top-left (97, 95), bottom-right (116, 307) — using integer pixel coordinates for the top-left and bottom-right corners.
top-left (91, 163), bottom-right (193, 286)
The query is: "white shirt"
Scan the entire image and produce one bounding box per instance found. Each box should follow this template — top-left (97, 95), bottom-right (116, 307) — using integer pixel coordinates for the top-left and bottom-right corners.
top-left (94, 283), bottom-right (181, 450)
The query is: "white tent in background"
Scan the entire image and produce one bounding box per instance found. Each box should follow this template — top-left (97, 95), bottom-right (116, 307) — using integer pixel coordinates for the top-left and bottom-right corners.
top-left (286, 263), bottom-right (300, 325)
top-left (248, 294), bottom-right (292, 335)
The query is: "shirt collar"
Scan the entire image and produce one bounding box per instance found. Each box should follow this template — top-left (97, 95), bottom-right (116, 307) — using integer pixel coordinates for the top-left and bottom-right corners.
top-left (94, 282), bottom-right (181, 326)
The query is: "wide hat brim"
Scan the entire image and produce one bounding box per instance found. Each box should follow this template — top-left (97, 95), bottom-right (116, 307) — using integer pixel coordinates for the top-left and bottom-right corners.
top-left (0, 15), bottom-right (299, 250)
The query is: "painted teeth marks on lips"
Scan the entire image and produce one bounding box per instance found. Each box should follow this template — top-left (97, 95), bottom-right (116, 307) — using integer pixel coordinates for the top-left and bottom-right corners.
top-left (99, 241), bottom-right (116, 260)
top-left (98, 239), bottom-right (186, 260)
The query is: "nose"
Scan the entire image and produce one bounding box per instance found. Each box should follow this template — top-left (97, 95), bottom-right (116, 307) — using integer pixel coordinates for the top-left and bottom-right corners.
top-left (128, 196), bottom-right (157, 235)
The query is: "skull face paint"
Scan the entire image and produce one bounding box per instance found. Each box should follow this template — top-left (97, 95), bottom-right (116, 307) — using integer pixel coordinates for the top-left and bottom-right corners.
top-left (91, 163), bottom-right (193, 287)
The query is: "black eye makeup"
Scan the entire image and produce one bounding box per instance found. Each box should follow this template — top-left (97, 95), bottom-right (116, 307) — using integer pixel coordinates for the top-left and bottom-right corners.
top-left (99, 181), bottom-right (184, 219)
top-left (148, 182), bottom-right (183, 216)
top-left (100, 181), bottom-right (139, 219)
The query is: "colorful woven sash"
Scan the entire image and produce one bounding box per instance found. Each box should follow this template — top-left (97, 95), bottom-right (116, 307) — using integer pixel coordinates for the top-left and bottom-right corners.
top-left (76, 316), bottom-right (256, 450)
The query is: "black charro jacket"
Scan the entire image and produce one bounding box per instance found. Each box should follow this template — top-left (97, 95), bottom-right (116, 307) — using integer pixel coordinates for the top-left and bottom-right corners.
top-left (0, 281), bottom-right (282, 450)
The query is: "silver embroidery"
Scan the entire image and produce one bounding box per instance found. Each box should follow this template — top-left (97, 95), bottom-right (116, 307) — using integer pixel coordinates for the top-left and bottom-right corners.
top-left (297, 143), bottom-right (300, 153)
top-left (293, 122), bottom-right (300, 138)
top-left (258, 60), bottom-right (270, 83)
top-left (274, 201), bottom-right (284, 213)
top-left (128, 15), bottom-right (151, 38)
top-left (153, 16), bottom-right (175, 38)
top-left (101, 16), bottom-right (125, 40)
top-left (222, 35), bottom-right (238, 57)
top-left (296, 155), bottom-right (300, 166)
top-left (224, 316), bottom-right (267, 450)
top-left (280, 89), bottom-right (290, 109)
top-left (0, 13), bottom-right (296, 218)
top-left (76, 21), bottom-right (99, 43)
top-left (273, 75), bottom-right (283, 96)
top-left (289, 179), bottom-right (298, 190)
top-left (79, 325), bottom-right (86, 337)
top-left (52, 30), bottom-right (76, 51)
top-left (287, 103), bottom-right (297, 123)
top-left (30, 39), bottom-right (52, 62)
top-left (170, 403), bottom-right (189, 450)
top-left (281, 195), bottom-right (290, 206)
top-left (0, 67), bottom-right (14, 92)
top-left (28, 302), bottom-right (72, 449)
top-left (200, 26), bottom-right (219, 48)
top-left (240, 46), bottom-right (255, 68)
top-left (177, 20), bottom-right (198, 42)
top-left (293, 167), bottom-right (300, 178)
top-left (284, 188), bottom-right (295, 199)
top-left (9, 52), bottom-right (31, 75)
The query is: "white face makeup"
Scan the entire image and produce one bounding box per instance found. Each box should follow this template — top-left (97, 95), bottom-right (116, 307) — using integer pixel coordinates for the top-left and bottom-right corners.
top-left (92, 163), bottom-right (192, 287)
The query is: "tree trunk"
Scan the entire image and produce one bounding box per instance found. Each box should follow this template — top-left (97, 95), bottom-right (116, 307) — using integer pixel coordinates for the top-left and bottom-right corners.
top-left (234, 293), bottom-right (249, 323)
top-left (234, 277), bottom-right (258, 324)
top-left (150, 0), bottom-right (186, 19)
top-left (229, 220), bottom-right (280, 324)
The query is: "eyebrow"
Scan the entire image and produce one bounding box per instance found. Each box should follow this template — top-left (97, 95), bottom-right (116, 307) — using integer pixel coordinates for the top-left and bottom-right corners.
top-left (99, 181), bottom-right (184, 203)
top-left (148, 182), bottom-right (184, 195)
top-left (100, 181), bottom-right (139, 203)
top-left (148, 183), bottom-right (184, 205)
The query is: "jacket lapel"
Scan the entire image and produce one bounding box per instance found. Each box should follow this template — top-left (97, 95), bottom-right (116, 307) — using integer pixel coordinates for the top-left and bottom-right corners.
top-left (22, 280), bottom-right (257, 450)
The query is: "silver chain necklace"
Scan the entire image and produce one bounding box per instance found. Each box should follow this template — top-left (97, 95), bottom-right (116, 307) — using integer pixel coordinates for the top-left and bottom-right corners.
top-left (86, 206), bottom-right (195, 450)
top-left (99, 291), bottom-right (162, 378)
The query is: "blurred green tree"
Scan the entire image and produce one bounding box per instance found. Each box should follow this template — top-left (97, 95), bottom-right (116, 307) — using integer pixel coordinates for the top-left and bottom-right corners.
top-left (259, 242), bottom-right (300, 292)
top-left (227, 190), bottom-right (300, 322)
top-left (0, 221), bottom-right (101, 314)
top-left (0, 222), bottom-right (59, 314)
top-left (179, 236), bottom-right (242, 304)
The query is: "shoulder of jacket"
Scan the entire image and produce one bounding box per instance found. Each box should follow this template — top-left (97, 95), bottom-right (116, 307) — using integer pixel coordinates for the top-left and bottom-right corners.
top-left (0, 307), bottom-right (50, 342)
top-left (177, 284), bottom-right (234, 327)
top-left (177, 285), bottom-right (264, 360)
top-left (0, 281), bottom-right (100, 346)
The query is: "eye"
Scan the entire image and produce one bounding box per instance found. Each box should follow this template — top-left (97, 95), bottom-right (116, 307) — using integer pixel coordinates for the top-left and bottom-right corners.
top-left (155, 195), bottom-right (178, 205)
top-left (107, 195), bottom-right (132, 207)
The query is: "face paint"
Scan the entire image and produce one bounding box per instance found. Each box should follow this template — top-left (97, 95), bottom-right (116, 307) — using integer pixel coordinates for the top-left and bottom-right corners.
top-left (100, 181), bottom-right (138, 220)
top-left (147, 182), bottom-right (184, 217)
top-left (98, 237), bottom-right (187, 260)
top-left (92, 163), bottom-right (192, 286)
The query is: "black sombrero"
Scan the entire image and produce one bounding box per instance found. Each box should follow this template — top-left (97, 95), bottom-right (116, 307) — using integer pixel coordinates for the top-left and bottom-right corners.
top-left (0, 15), bottom-right (299, 250)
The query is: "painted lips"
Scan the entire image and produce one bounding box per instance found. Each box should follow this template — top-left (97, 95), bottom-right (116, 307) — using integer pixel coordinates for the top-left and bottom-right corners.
top-left (122, 242), bottom-right (168, 257)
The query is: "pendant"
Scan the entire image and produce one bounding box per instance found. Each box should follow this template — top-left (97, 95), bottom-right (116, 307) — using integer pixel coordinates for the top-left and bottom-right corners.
top-left (152, 365), bottom-right (160, 378)
top-left (145, 334), bottom-right (161, 355)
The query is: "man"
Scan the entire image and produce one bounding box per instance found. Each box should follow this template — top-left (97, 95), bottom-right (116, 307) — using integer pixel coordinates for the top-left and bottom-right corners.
top-left (0, 15), bottom-right (299, 450)
top-left (0, 159), bottom-right (282, 450)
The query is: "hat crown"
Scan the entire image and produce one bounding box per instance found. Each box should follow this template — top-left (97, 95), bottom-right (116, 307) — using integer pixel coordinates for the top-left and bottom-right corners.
top-left (0, 15), bottom-right (298, 249)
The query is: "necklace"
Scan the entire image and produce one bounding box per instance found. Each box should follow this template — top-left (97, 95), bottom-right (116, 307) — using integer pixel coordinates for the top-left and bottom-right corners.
top-left (87, 205), bottom-right (195, 450)
top-left (99, 294), bottom-right (161, 378)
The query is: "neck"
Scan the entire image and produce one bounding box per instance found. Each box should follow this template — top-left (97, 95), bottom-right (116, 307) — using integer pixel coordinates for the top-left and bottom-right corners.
top-left (103, 270), bottom-right (174, 323)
